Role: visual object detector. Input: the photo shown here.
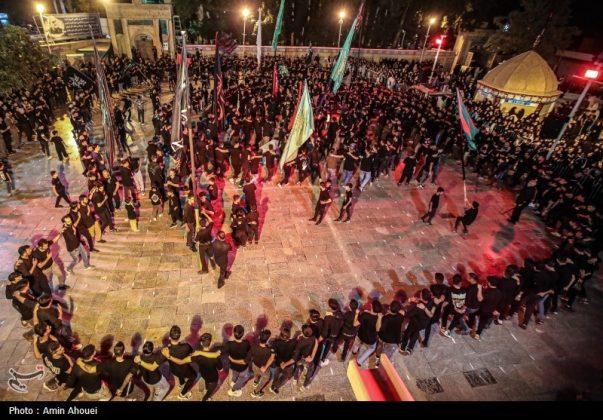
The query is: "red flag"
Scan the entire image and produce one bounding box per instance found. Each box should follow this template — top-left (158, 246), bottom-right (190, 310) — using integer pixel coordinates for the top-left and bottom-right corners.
top-left (214, 32), bottom-right (225, 128)
top-left (288, 80), bottom-right (304, 131)
top-left (272, 62), bottom-right (279, 98)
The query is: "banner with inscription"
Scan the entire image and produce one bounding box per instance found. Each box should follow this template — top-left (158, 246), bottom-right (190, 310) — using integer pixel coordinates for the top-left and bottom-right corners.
top-left (64, 66), bottom-right (95, 91)
top-left (43, 13), bottom-right (102, 41)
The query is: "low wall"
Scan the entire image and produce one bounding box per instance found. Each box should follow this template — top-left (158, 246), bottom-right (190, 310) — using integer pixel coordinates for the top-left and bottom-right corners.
top-left (189, 45), bottom-right (456, 70)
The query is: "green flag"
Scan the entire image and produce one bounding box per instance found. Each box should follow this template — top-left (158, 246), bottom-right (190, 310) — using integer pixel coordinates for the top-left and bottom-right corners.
top-left (272, 0), bottom-right (285, 52)
top-left (279, 80), bottom-right (314, 169)
top-left (278, 64), bottom-right (289, 76)
top-left (330, 1), bottom-right (365, 93)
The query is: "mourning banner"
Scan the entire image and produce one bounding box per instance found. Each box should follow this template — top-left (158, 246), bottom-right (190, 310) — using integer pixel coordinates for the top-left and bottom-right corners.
top-left (64, 66), bottom-right (94, 91)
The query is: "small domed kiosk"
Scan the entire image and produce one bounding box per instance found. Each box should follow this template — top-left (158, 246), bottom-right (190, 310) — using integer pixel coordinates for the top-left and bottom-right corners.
top-left (475, 51), bottom-right (561, 116)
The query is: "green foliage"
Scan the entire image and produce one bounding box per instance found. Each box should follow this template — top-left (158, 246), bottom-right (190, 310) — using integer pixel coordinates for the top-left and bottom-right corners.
top-left (484, 0), bottom-right (580, 64)
top-left (0, 25), bottom-right (53, 95)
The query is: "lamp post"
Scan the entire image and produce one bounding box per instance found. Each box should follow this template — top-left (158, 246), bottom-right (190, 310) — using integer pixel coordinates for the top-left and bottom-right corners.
top-left (400, 29), bottom-right (406, 49)
top-left (419, 17), bottom-right (436, 63)
top-left (242, 7), bottom-right (250, 56)
top-left (337, 10), bottom-right (346, 48)
top-left (36, 4), bottom-right (52, 54)
top-left (547, 66), bottom-right (601, 159)
top-left (428, 36), bottom-right (445, 85)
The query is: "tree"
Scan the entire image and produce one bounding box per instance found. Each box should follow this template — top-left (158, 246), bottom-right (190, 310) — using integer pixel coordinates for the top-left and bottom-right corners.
top-left (0, 25), bottom-right (53, 95)
top-left (484, 0), bottom-right (580, 65)
top-left (172, 0), bottom-right (203, 28)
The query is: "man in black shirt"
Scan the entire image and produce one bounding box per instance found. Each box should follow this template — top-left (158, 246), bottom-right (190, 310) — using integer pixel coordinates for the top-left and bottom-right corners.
top-left (50, 170), bottom-right (70, 208)
top-left (212, 231), bottom-right (232, 289)
top-left (191, 333), bottom-right (222, 401)
top-left (352, 300), bottom-right (382, 368)
top-left (33, 237), bottom-right (67, 291)
top-left (294, 324), bottom-right (318, 391)
top-left (134, 341), bottom-right (169, 401)
top-left (269, 327), bottom-right (297, 394)
top-left (441, 274), bottom-right (469, 337)
top-left (309, 181), bottom-right (333, 226)
top-left (454, 201), bottom-right (480, 235)
top-left (119, 159), bottom-right (137, 204)
top-left (421, 187), bottom-right (444, 225)
top-left (42, 341), bottom-right (73, 392)
top-left (246, 206), bottom-right (260, 244)
top-left (67, 345), bottom-right (111, 401)
top-left (400, 289), bottom-right (435, 355)
top-left (242, 177), bottom-right (257, 212)
top-left (61, 216), bottom-right (91, 273)
top-left (196, 212), bottom-right (215, 274)
top-left (424, 272), bottom-right (448, 347)
top-left (14, 245), bottom-right (50, 297)
top-left (318, 299), bottom-right (344, 366)
top-left (336, 299), bottom-right (359, 361)
top-left (225, 325), bottom-right (251, 397)
top-left (397, 153), bottom-right (417, 186)
top-left (7, 276), bottom-right (36, 339)
top-left (335, 183), bottom-right (354, 223)
top-left (100, 341), bottom-right (136, 399)
top-left (49, 130), bottom-right (68, 162)
top-left (165, 325), bottom-right (196, 400)
top-left (376, 300), bottom-right (404, 363)
top-left (508, 179), bottom-right (537, 224)
top-left (183, 195), bottom-right (197, 252)
top-left (472, 277), bottom-right (502, 341)
top-left (250, 329), bottom-right (275, 398)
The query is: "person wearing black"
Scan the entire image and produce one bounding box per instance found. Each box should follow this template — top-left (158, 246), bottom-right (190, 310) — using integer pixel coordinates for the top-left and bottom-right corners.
top-left (424, 272), bottom-right (448, 347)
top-left (79, 195), bottom-right (103, 246)
top-left (134, 341), bottom-right (169, 401)
top-left (14, 245), bottom-right (51, 297)
top-left (225, 325), bottom-right (251, 397)
top-left (246, 206), bottom-right (260, 244)
top-left (497, 265), bottom-right (522, 322)
top-left (183, 195), bottom-right (197, 252)
top-left (334, 183), bottom-right (353, 223)
top-left (242, 177), bottom-right (257, 212)
top-left (0, 116), bottom-right (13, 154)
top-left (397, 154), bottom-right (417, 186)
top-left (341, 147), bottom-right (359, 186)
top-left (90, 183), bottom-right (115, 233)
top-left (318, 299), bottom-right (344, 366)
top-left (520, 261), bottom-right (553, 328)
top-left (102, 169), bottom-right (120, 213)
top-left (6, 275), bottom-right (36, 339)
top-left (119, 159), bottom-right (137, 204)
top-left (472, 277), bottom-right (502, 340)
top-left (196, 212), bottom-right (215, 274)
top-left (309, 181), bottom-right (333, 226)
top-left (376, 300), bottom-right (404, 363)
top-left (421, 187), bottom-right (444, 225)
top-left (100, 341), bottom-right (136, 399)
top-left (465, 273), bottom-right (483, 331)
top-left (400, 289), bottom-right (435, 355)
top-left (163, 325), bottom-right (196, 400)
top-left (61, 215), bottom-right (92, 273)
top-left (229, 141), bottom-right (243, 182)
top-left (352, 300), bottom-right (382, 368)
top-left (50, 170), bottom-right (70, 208)
top-left (336, 299), bottom-right (359, 361)
top-left (440, 274), bottom-right (469, 337)
top-left (269, 327), bottom-right (297, 395)
top-left (454, 200), bottom-right (480, 234)
top-left (263, 144), bottom-right (278, 181)
top-left (249, 329), bottom-right (275, 398)
top-left (67, 344), bottom-right (111, 401)
top-left (49, 130), bottom-right (69, 162)
top-left (33, 237), bottom-right (66, 291)
top-left (508, 179), bottom-right (537, 224)
top-left (191, 333), bottom-right (222, 401)
top-left (231, 209), bottom-right (248, 247)
top-left (42, 341), bottom-right (73, 392)
top-left (552, 253), bottom-right (575, 314)
top-left (167, 189), bottom-right (183, 227)
top-left (294, 324), bottom-right (318, 392)
top-left (212, 231), bottom-right (232, 289)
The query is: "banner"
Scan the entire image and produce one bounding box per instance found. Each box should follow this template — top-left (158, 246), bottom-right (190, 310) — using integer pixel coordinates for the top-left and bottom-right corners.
top-left (64, 66), bottom-right (94, 91)
top-left (272, 0), bottom-right (285, 52)
top-left (330, 1), bottom-right (365, 94)
top-left (256, 8), bottom-right (262, 67)
top-left (43, 13), bottom-right (102, 42)
top-left (280, 80), bottom-right (314, 169)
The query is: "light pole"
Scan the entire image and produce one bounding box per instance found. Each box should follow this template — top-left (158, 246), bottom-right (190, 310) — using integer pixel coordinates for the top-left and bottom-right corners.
top-left (36, 3), bottom-right (52, 54)
top-left (337, 10), bottom-right (346, 48)
top-left (400, 29), bottom-right (406, 49)
top-left (419, 17), bottom-right (436, 63)
top-left (242, 8), bottom-right (250, 56)
top-left (428, 36), bottom-right (445, 85)
top-left (547, 66), bottom-right (601, 159)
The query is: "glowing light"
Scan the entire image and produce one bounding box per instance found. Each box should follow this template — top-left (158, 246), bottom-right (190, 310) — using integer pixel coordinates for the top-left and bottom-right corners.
top-left (35, 4), bottom-right (45, 13)
top-left (584, 69), bottom-right (599, 80)
top-left (242, 8), bottom-right (250, 18)
top-left (339, 10), bottom-right (346, 20)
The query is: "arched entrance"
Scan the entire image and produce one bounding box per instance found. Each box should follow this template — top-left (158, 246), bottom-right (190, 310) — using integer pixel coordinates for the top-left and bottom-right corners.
top-left (134, 33), bottom-right (154, 60)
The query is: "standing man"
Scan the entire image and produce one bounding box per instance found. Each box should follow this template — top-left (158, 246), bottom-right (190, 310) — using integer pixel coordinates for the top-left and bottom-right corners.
top-left (421, 187), bottom-right (444, 225)
top-left (50, 171), bottom-right (70, 208)
top-left (334, 183), bottom-right (354, 223)
top-left (471, 277), bottom-right (502, 341)
top-left (454, 201), bottom-right (480, 235)
top-left (196, 212), bottom-right (215, 275)
top-left (398, 153), bottom-right (417, 186)
top-left (352, 300), bottom-right (382, 368)
top-left (61, 215), bottom-right (92, 274)
top-left (32, 237), bottom-right (67, 291)
top-left (212, 231), bottom-right (232, 289)
top-left (508, 179), bottom-right (537, 224)
top-left (309, 181), bottom-right (333, 226)
top-left (164, 325), bottom-right (196, 400)
top-left (135, 96), bottom-right (145, 125)
top-left (119, 159), bottom-right (137, 204)
top-left (49, 130), bottom-right (69, 162)
top-left (249, 329), bottom-right (275, 398)
top-left (99, 341), bottom-right (136, 400)
top-left (224, 325), bottom-right (251, 397)
top-left (183, 195), bottom-right (197, 252)
top-left (268, 327), bottom-right (297, 395)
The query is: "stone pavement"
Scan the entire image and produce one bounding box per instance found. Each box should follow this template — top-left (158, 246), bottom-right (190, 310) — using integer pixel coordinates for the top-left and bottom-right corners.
top-left (1, 101), bottom-right (602, 402)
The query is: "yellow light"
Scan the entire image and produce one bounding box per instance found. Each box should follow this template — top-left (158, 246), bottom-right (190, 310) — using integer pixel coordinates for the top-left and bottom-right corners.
top-left (36, 3), bottom-right (45, 13)
top-left (429, 17), bottom-right (437, 25)
top-left (339, 10), bottom-right (346, 20)
top-left (242, 8), bottom-right (250, 18)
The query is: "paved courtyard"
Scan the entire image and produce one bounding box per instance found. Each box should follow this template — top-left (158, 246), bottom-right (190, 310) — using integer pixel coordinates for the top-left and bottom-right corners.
top-left (1, 98), bottom-right (602, 402)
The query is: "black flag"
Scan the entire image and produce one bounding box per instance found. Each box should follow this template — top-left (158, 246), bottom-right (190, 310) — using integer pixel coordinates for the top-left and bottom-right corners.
top-left (65, 66), bottom-right (94, 91)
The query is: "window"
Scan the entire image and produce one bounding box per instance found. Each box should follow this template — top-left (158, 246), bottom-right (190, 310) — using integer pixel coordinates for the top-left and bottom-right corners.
top-left (114, 19), bottom-right (123, 35)
top-left (160, 19), bottom-right (168, 37)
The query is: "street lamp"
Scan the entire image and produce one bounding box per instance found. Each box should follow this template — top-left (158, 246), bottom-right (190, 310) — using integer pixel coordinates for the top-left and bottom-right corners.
top-left (547, 66), bottom-right (601, 159)
top-left (400, 29), bottom-right (406, 49)
top-left (242, 7), bottom-right (250, 56)
top-left (419, 17), bottom-right (437, 63)
top-left (337, 10), bottom-right (346, 48)
top-left (36, 3), bottom-right (52, 54)
top-left (428, 36), bottom-right (445, 85)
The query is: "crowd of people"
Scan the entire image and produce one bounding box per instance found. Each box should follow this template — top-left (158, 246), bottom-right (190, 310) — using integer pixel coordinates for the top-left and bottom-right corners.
top-left (1, 44), bottom-right (602, 401)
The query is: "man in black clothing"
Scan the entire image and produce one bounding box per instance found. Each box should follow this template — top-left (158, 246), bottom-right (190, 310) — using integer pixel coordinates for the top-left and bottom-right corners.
top-left (165, 325), bottom-right (196, 400)
top-left (472, 277), bottom-right (502, 341)
top-left (246, 206), bottom-right (260, 244)
top-left (440, 274), bottom-right (469, 337)
top-left (67, 345), bottom-right (111, 401)
top-left (400, 289), bottom-right (435, 355)
top-left (421, 187), bottom-right (444, 225)
top-left (424, 272), bottom-right (448, 347)
top-left (183, 195), bottom-right (197, 252)
top-left (242, 177), bottom-right (257, 212)
top-left (294, 324), bottom-right (318, 391)
top-left (6, 276), bottom-right (36, 339)
top-left (134, 341), bottom-right (169, 401)
top-left (190, 334), bottom-right (222, 401)
top-left (225, 325), bottom-right (251, 397)
top-left (336, 299), bottom-right (359, 361)
top-left (398, 154), bottom-right (417, 186)
top-left (100, 341), bottom-right (136, 399)
top-left (102, 169), bottom-right (120, 213)
top-left (309, 181), bottom-right (333, 226)
top-left (520, 261), bottom-right (555, 328)
top-left (508, 179), bottom-right (537, 224)
top-left (119, 159), bottom-right (137, 204)
top-left (454, 201), bottom-right (479, 234)
top-left (15, 245), bottom-right (50, 297)
top-left (247, 330), bottom-right (275, 398)
top-left (554, 253), bottom-right (576, 313)
top-left (212, 231), bottom-right (232, 288)
top-left (269, 327), bottom-right (297, 395)
top-left (376, 300), bottom-right (404, 363)
top-left (49, 130), bottom-right (69, 162)
top-left (318, 299), bottom-right (344, 366)
top-left (353, 300), bottom-right (382, 368)
top-left (196, 212), bottom-right (215, 274)
top-left (50, 170), bottom-right (70, 208)
top-left (42, 341), bottom-right (73, 392)
top-left (335, 183), bottom-right (354, 223)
